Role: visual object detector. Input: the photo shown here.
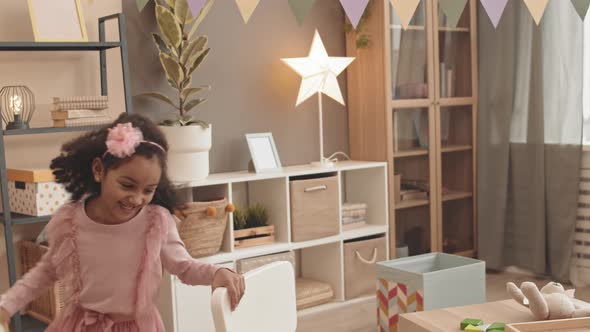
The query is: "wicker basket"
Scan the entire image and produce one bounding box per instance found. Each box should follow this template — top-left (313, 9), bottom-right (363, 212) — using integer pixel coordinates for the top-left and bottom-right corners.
top-left (176, 198), bottom-right (229, 258)
top-left (19, 240), bottom-right (66, 324)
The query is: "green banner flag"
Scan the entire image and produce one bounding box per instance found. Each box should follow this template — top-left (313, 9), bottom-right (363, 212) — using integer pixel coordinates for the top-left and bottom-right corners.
top-left (439, 0), bottom-right (468, 28)
top-left (288, 0), bottom-right (317, 25)
top-left (136, 0), bottom-right (150, 12)
top-left (572, 0), bottom-right (590, 20)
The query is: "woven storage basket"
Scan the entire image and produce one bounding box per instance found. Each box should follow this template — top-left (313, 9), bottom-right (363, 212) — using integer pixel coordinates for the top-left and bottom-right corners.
top-left (20, 240), bottom-right (66, 324)
top-left (176, 198), bottom-right (229, 258)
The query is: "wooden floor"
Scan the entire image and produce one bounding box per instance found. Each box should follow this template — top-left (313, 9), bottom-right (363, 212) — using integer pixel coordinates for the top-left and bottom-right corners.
top-left (298, 271), bottom-right (590, 332)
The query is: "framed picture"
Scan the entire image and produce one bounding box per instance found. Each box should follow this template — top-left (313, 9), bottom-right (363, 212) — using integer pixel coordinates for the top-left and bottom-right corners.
top-left (245, 133), bottom-right (282, 173)
top-left (27, 0), bottom-right (88, 42)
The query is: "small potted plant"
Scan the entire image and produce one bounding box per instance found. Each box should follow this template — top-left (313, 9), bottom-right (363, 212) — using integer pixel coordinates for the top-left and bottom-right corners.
top-left (140, 0), bottom-right (215, 182)
top-left (233, 204), bottom-right (275, 249)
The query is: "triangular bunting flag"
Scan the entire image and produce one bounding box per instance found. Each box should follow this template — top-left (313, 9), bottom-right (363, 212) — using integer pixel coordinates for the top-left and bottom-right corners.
top-left (188, 0), bottom-right (207, 17)
top-left (288, 0), bottom-right (316, 25)
top-left (439, 0), bottom-right (468, 28)
top-left (389, 0), bottom-right (421, 29)
top-left (480, 0), bottom-right (508, 28)
top-left (235, 0), bottom-right (261, 23)
top-left (340, 0), bottom-right (370, 29)
top-left (136, 0), bottom-right (150, 12)
top-left (523, 0), bottom-right (549, 25)
top-left (572, 0), bottom-right (590, 20)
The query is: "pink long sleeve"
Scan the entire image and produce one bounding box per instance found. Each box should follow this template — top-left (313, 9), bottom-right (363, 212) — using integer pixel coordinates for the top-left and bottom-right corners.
top-left (160, 214), bottom-right (220, 285)
top-left (0, 244), bottom-right (58, 316)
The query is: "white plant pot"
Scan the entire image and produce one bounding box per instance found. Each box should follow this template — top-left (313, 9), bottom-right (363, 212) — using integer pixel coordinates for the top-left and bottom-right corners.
top-left (159, 124), bottom-right (212, 182)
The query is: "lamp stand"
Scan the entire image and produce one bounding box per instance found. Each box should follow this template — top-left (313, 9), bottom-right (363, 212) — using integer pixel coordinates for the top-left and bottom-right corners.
top-left (310, 93), bottom-right (334, 168)
top-left (6, 114), bottom-right (28, 130)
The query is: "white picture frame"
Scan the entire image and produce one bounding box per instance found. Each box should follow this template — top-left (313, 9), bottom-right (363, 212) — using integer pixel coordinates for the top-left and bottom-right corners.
top-left (246, 133), bottom-right (282, 173)
top-left (27, 0), bottom-right (88, 42)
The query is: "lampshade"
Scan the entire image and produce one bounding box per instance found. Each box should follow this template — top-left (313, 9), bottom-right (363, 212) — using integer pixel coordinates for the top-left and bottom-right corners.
top-left (282, 30), bottom-right (355, 107)
top-left (0, 86), bottom-right (35, 129)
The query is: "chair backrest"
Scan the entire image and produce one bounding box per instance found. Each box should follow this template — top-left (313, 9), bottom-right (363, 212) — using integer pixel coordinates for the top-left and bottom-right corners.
top-left (211, 261), bottom-right (297, 332)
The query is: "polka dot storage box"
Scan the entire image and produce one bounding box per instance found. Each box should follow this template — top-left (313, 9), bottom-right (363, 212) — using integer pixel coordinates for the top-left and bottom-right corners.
top-left (5, 169), bottom-right (70, 216)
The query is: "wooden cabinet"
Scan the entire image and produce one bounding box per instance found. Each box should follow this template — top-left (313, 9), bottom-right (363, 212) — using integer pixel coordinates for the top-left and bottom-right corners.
top-left (346, 0), bottom-right (478, 258)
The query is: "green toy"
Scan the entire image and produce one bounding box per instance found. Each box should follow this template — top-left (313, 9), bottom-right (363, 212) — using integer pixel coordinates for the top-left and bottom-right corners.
top-left (487, 322), bottom-right (506, 332)
top-left (464, 325), bottom-right (485, 332)
top-left (461, 318), bottom-right (483, 330)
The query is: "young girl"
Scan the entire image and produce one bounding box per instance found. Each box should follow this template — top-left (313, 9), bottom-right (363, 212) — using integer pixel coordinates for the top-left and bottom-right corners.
top-left (0, 113), bottom-right (244, 331)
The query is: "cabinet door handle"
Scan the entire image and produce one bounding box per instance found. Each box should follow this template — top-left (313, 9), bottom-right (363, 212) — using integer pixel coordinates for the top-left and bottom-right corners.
top-left (304, 185), bottom-right (327, 192)
top-left (355, 248), bottom-right (378, 265)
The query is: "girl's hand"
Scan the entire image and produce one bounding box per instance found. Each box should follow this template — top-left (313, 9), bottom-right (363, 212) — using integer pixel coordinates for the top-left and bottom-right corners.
top-left (0, 307), bottom-right (9, 332)
top-left (212, 269), bottom-right (245, 311)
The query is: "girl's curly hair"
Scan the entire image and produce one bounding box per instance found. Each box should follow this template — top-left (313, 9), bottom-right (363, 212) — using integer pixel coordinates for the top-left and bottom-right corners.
top-left (50, 112), bottom-right (177, 212)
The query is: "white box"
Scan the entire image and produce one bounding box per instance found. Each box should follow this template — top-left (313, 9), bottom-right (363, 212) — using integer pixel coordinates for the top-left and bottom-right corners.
top-left (377, 253), bottom-right (486, 330)
top-left (6, 169), bottom-right (70, 216)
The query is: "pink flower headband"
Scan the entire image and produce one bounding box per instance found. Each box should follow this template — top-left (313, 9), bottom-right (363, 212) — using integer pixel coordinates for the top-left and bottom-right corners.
top-left (103, 123), bottom-right (165, 159)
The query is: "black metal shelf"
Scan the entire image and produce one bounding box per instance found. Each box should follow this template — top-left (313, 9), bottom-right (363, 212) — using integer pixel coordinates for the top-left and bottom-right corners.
top-left (0, 13), bottom-right (132, 332)
top-left (3, 125), bottom-right (106, 136)
top-left (0, 213), bottom-right (51, 225)
top-left (0, 42), bottom-right (121, 51)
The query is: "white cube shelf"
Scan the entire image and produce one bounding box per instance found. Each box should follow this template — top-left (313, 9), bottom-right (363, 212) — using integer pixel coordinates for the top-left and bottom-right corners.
top-left (157, 161), bottom-right (389, 332)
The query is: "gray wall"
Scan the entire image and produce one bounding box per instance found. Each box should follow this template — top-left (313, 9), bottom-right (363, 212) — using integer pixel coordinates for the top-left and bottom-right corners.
top-left (124, 0), bottom-right (350, 173)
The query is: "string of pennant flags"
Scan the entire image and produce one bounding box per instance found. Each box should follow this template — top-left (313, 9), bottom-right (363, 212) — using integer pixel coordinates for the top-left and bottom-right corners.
top-left (136, 0), bottom-right (590, 28)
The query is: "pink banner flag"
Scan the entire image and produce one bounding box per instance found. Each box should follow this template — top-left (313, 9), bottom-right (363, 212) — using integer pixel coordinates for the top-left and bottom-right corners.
top-left (480, 0), bottom-right (509, 28)
top-left (188, 0), bottom-right (207, 17)
top-left (340, 0), bottom-right (370, 29)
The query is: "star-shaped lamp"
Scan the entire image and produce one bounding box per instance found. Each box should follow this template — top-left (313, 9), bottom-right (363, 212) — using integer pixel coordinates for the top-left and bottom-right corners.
top-left (282, 30), bottom-right (355, 167)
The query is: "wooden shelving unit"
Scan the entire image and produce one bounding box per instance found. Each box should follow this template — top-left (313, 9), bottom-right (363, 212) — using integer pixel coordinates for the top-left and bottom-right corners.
top-left (156, 161), bottom-right (389, 332)
top-left (346, 0), bottom-right (478, 258)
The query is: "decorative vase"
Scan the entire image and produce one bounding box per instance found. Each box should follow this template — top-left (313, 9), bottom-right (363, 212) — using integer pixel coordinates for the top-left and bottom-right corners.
top-left (159, 124), bottom-right (212, 182)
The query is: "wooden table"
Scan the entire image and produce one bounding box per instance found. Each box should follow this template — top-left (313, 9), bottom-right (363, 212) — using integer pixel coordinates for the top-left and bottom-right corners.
top-left (399, 300), bottom-right (535, 332)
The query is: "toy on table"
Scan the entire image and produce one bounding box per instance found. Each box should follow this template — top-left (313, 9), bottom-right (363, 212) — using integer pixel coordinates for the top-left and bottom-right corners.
top-left (507, 281), bottom-right (590, 320)
top-left (460, 318), bottom-right (505, 331)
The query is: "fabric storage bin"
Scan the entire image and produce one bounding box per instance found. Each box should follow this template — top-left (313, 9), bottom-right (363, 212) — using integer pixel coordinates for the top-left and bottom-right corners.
top-left (376, 253), bottom-right (485, 331)
top-left (343, 235), bottom-right (387, 299)
top-left (4, 169), bottom-right (69, 216)
top-left (20, 240), bottom-right (66, 323)
top-left (236, 251), bottom-right (296, 274)
top-left (289, 174), bottom-right (339, 242)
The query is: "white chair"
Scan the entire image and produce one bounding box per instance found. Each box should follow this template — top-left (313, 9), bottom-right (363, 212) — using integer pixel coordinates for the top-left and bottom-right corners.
top-left (211, 261), bottom-right (297, 332)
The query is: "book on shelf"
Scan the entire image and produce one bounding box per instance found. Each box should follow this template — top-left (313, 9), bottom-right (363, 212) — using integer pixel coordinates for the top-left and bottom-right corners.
top-left (447, 69), bottom-right (454, 97)
top-left (401, 179), bottom-right (431, 192)
top-left (342, 221), bottom-right (367, 231)
top-left (342, 215), bottom-right (366, 225)
top-left (51, 109), bottom-right (110, 120)
top-left (53, 96), bottom-right (108, 110)
top-left (400, 190), bottom-right (428, 201)
top-left (342, 202), bottom-right (367, 211)
top-left (439, 63), bottom-right (455, 98)
top-left (342, 209), bottom-right (367, 218)
top-left (53, 116), bottom-right (112, 128)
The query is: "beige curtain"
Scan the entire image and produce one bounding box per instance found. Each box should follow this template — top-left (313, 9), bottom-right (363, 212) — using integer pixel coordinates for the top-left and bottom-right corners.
top-left (477, 0), bottom-right (583, 281)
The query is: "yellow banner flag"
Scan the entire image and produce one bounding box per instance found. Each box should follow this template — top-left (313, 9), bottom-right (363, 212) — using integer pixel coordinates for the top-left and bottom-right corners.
top-left (235, 0), bottom-right (261, 23)
top-left (523, 0), bottom-right (549, 25)
top-left (389, 0), bottom-right (421, 29)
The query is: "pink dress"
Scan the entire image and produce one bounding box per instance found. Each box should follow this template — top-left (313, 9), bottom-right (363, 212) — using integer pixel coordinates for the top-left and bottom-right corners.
top-left (0, 201), bottom-right (221, 331)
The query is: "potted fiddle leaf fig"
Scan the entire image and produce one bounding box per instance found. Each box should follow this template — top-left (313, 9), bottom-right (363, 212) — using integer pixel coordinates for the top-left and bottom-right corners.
top-left (140, 0), bottom-right (215, 182)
